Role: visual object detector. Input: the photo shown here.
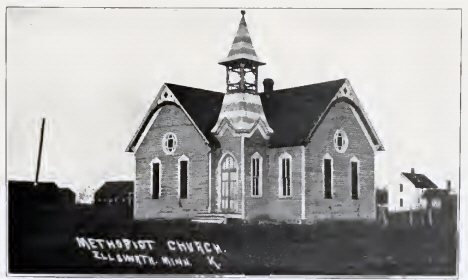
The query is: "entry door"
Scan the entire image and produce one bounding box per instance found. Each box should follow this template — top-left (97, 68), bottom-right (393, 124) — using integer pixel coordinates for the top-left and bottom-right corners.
top-left (221, 155), bottom-right (238, 213)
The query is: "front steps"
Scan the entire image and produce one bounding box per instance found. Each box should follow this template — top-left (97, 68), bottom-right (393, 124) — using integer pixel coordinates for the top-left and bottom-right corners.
top-left (191, 215), bottom-right (227, 224)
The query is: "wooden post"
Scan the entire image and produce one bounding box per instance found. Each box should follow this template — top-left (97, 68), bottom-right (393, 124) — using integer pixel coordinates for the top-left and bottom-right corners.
top-left (34, 118), bottom-right (46, 186)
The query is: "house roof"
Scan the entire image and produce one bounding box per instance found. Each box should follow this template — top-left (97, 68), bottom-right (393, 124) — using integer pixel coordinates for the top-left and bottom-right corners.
top-left (402, 172), bottom-right (438, 189)
top-left (125, 84), bottom-right (224, 151)
top-left (94, 181), bottom-right (134, 198)
top-left (260, 79), bottom-right (348, 147)
top-left (219, 11), bottom-right (265, 66)
top-left (165, 84), bottom-right (224, 145)
top-left (127, 79), bottom-right (383, 151)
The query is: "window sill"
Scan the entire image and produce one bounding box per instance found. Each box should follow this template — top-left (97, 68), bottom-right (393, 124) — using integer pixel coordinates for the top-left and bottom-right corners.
top-left (251, 195), bottom-right (263, 198)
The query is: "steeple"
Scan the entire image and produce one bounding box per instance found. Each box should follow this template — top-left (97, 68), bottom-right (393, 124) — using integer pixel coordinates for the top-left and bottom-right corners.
top-left (212, 10), bottom-right (273, 136)
top-left (219, 10), bottom-right (265, 95)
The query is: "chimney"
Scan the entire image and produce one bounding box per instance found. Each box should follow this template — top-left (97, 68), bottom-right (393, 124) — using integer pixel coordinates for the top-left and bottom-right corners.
top-left (411, 168), bottom-right (415, 174)
top-left (447, 180), bottom-right (451, 192)
top-left (263, 78), bottom-right (274, 93)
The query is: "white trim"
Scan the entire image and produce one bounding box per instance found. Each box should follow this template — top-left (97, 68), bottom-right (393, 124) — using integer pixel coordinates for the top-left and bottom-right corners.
top-left (301, 146), bottom-right (306, 219)
top-left (350, 106), bottom-right (378, 153)
top-left (304, 80), bottom-right (383, 151)
top-left (241, 136), bottom-right (245, 218)
top-left (250, 152), bottom-right (263, 198)
top-left (216, 151), bottom-right (239, 213)
top-left (178, 155), bottom-right (190, 199)
top-left (134, 107), bottom-right (162, 152)
top-left (208, 152), bottom-right (212, 213)
top-left (218, 119), bottom-right (271, 139)
top-left (127, 84), bottom-right (210, 152)
top-left (278, 152), bottom-right (293, 198)
top-left (322, 153), bottom-right (334, 199)
top-left (149, 157), bottom-right (162, 199)
top-left (350, 156), bottom-right (360, 200)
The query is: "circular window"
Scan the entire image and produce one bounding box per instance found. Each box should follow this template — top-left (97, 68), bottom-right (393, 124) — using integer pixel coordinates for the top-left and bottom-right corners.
top-left (334, 129), bottom-right (348, 153)
top-left (162, 132), bottom-right (177, 155)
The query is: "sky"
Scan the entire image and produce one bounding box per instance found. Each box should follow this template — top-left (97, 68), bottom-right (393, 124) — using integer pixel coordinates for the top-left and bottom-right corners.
top-left (6, 8), bottom-right (461, 203)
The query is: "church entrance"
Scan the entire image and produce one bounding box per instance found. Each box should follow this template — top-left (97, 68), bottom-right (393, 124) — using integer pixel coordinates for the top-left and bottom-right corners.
top-left (220, 155), bottom-right (239, 213)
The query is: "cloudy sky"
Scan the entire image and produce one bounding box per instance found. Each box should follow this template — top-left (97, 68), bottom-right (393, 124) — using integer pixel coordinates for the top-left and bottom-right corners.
top-left (6, 8), bottom-right (460, 202)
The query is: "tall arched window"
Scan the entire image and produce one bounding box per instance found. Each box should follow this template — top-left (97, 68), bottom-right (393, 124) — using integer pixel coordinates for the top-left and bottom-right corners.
top-left (251, 152), bottom-right (263, 197)
top-left (150, 157), bottom-right (161, 199)
top-left (178, 155), bottom-right (189, 199)
top-left (278, 152), bottom-right (292, 197)
top-left (350, 156), bottom-right (360, 200)
top-left (323, 153), bottom-right (333, 199)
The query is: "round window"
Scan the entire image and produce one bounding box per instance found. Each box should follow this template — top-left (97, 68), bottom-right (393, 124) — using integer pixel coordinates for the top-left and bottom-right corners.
top-left (334, 129), bottom-right (348, 153)
top-left (162, 132), bottom-right (177, 154)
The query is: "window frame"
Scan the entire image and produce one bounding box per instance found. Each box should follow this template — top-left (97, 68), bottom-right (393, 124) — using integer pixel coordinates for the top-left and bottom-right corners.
top-left (178, 155), bottom-right (190, 199)
top-left (334, 129), bottom-right (349, 153)
top-left (323, 153), bottom-right (333, 199)
top-left (350, 156), bottom-right (360, 200)
top-left (149, 157), bottom-right (162, 199)
top-left (278, 152), bottom-right (293, 198)
top-left (162, 132), bottom-right (178, 155)
top-left (251, 152), bottom-right (263, 197)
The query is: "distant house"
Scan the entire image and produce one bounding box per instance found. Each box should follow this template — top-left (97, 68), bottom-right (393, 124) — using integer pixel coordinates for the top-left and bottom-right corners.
top-left (8, 180), bottom-right (76, 206)
top-left (423, 180), bottom-right (457, 225)
top-left (94, 181), bottom-right (134, 207)
top-left (388, 168), bottom-right (437, 212)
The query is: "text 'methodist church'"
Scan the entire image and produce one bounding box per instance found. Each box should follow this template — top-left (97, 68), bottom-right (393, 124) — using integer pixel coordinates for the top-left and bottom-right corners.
top-left (126, 11), bottom-right (384, 223)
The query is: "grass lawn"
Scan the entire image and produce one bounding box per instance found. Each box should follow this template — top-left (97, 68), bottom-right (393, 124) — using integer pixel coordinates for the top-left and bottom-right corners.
top-left (9, 202), bottom-right (457, 276)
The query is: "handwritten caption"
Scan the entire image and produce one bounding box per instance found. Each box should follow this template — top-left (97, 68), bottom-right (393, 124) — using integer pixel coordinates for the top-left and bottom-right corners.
top-left (75, 237), bottom-right (223, 269)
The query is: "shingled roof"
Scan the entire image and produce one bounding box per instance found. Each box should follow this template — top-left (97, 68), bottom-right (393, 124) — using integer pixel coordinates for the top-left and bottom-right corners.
top-left (125, 84), bottom-right (224, 152)
top-left (402, 172), bottom-right (438, 189)
top-left (260, 79), bottom-right (347, 147)
top-left (94, 181), bottom-right (134, 199)
top-left (127, 79), bottom-right (383, 151)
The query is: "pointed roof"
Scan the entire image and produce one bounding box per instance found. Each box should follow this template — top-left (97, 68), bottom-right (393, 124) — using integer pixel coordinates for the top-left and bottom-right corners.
top-left (401, 172), bottom-right (438, 189)
top-left (219, 11), bottom-right (265, 66)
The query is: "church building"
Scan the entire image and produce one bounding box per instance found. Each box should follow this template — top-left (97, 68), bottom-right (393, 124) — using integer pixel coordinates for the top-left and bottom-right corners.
top-left (126, 11), bottom-right (384, 223)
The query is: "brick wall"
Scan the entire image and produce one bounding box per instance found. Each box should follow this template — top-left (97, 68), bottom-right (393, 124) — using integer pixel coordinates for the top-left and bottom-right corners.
top-left (304, 102), bottom-right (376, 222)
top-left (134, 105), bottom-right (211, 219)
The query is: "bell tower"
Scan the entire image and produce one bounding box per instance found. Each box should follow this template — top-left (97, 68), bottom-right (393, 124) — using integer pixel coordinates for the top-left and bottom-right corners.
top-left (212, 10), bottom-right (273, 136)
top-left (219, 10), bottom-right (264, 94)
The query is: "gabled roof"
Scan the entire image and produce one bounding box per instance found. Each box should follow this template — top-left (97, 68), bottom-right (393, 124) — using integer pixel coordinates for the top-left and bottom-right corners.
top-left (402, 172), bottom-right (438, 189)
top-left (219, 11), bottom-right (265, 65)
top-left (125, 84), bottom-right (224, 152)
top-left (261, 79), bottom-right (345, 147)
top-left (127, 79), bottom-right (383, 151)
top-left (95, 181), bottom-right (134, 198)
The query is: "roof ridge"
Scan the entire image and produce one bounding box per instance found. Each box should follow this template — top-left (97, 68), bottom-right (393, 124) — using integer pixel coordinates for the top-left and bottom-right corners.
top-left (165, 83), bottom-right (224, 95)
top-left (263, 78), bottom-right (347, 94)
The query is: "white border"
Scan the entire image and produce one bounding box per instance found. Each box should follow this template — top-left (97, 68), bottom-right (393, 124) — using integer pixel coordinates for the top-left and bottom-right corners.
top-left (350, 155), bottom-right (360, 199)
top-left (149, 157), bottom-right (161, 199)
top-left (177, 154), bottom-right (190, 199)
top-left (323, 153), bottom-right (334, 199)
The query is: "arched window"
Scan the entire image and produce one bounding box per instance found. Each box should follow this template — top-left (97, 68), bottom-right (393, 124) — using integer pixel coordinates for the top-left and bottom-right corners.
top-left (178, 155), bottom-right (189, 199)
top-left (150, 157), bottom-right (161, 199)
top-left (251, 152), bottom-right (263, 197)
top-left (323, 153), bottom-right (333, 199)
top-left (350, 156), bottom-right (360, 200)
top-left (278, 152), bottom-right (292, 197)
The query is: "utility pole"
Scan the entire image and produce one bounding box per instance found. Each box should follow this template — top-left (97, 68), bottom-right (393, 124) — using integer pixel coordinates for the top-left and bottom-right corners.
top-left (34, 118), bottom-right (46, 186)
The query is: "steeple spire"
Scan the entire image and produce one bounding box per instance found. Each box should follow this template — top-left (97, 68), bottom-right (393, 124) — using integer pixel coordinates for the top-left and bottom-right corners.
top-left (219, 10), bottom-right (265, 65)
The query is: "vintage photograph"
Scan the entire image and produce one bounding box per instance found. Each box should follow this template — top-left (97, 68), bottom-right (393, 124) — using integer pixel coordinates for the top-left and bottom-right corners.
top-left (6, 7), bottom-right (460, 276)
